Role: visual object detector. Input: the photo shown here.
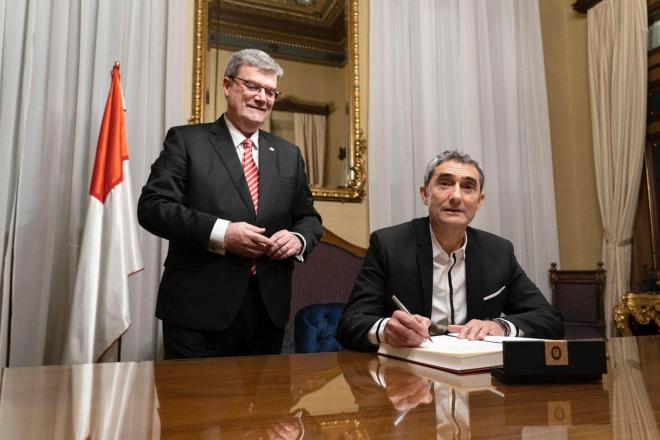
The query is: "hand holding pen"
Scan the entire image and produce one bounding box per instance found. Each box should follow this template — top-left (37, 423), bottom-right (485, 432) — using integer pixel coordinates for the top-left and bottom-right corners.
top-left (385, 295), bottom-right (434, 347)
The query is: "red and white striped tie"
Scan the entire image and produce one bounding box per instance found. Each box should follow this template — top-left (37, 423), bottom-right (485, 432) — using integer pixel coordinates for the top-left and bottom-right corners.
top-left (242, 139), bottom-right (259, 213)
top-left (242, 139), bottom-right (259, 275)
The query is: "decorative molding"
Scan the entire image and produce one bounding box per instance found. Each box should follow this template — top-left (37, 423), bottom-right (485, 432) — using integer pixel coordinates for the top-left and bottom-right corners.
top-left (218, 0), bottom-right (343, 25)
top-left (209, 0), bottom-right (345, 65)
top-left (190, 0), bottom-right (207, 124)
top-left (274, 97), bottom-right (330, 116)
top-left (614, 293), bottom-right (660, 336)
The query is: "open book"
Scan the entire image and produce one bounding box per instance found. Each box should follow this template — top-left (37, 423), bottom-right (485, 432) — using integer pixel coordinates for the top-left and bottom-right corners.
top-left (377, 334), bottom-right (525, 374)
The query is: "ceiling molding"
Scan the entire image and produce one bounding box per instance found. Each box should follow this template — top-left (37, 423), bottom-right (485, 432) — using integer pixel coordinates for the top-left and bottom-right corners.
top-left (208, 0), bottom-right (346, 66)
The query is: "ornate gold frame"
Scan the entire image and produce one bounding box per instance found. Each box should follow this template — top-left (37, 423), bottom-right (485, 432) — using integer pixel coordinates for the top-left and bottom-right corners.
top-left (613, 293), bottom-right (660, 336)
top-left (190, 0), bottom-right (366, 202)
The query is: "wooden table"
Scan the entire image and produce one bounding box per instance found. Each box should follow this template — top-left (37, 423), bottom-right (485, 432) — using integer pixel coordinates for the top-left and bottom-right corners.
top-left (1, 336), bottom-right (658, 439)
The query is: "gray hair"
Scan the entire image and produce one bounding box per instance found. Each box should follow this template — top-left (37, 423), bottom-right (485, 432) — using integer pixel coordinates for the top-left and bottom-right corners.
top-left (224, 49), bottom-right (284, 78)
top-left (422, 150), bottom-right (485, 191)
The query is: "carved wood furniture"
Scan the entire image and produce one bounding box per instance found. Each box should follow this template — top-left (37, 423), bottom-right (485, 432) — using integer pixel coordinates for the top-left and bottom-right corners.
top-left (549, 262), bottom-right (606, 339)
top-left (614, 293), bottom-right (660, 336)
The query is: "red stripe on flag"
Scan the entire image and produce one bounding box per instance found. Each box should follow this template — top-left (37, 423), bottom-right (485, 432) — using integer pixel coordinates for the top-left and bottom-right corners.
top-left (89, 65), bottom-right (128, 203)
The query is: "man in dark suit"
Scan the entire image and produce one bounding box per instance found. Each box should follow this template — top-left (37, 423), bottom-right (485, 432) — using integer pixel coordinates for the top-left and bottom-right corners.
top-left (138, 49), bottom-right (322, 358)
top-left (338, 151), bottom-right (562, 351)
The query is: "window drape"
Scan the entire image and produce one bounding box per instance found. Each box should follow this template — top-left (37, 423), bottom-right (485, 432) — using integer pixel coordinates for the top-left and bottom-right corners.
top-left (587, 0), bottom-right (647, 336)
top-left (294, 112), bottom-right (327, 187)
top-left (0, 0), bottom-right (186, 366)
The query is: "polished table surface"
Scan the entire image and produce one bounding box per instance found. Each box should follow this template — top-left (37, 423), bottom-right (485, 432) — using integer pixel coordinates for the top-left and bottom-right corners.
top-left (0, 336), bottom-right (658, 439)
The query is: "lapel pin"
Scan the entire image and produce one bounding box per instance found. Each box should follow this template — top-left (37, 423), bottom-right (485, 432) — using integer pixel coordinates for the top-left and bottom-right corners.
top-left (269, 147), bottom-right (274, 151)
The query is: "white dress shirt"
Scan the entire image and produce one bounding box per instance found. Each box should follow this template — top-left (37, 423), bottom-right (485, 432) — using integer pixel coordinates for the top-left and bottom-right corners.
top-left (430, 227), bottom-right (467, 334)
top-left (366, 358), bottom-right (471, 438)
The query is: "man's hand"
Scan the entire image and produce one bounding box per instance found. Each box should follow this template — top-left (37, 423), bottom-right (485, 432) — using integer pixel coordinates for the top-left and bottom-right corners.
top-left (448, 319), bottom-right (504, 340)
top-left (383, 367), bottom-right (433, 411)
top-left (224, 222), bottom-right (274, 257)
top-left (384, 310), bottom-right (432, 347)
top-left (266, 229), bottom-right (302, 260)
top-left (263, 420), bottom-right (302, 440)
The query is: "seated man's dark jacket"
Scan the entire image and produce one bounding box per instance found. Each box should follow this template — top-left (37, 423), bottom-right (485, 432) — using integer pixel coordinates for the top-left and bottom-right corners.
top-left (338, 217), bottom-right (564, 351)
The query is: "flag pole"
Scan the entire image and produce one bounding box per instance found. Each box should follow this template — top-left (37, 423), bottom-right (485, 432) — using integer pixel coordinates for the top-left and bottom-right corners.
top-left (62, 61), bottom-right (143, 365)
top-left (115, 60), bottom-right (122, 364)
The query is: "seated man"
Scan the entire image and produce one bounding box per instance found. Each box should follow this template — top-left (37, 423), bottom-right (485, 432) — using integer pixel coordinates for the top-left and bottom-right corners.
top-left (338, 150), bottom-right (563, 351)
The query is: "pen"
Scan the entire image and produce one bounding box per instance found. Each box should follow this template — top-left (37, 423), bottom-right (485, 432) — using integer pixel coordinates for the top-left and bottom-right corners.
top-left (393, 408), bottom-right (411, 426)
top-left (391, 295), bottom-right (434, 344)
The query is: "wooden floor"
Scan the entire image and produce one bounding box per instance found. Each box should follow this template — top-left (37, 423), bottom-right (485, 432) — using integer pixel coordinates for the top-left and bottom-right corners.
top-left (0, 336), bottom-right (658, 439)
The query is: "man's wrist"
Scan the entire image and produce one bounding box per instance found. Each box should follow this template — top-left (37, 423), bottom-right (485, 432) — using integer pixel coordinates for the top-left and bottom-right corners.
top-left (208, 218), bottom-right (230, 254)
top-left (291, 232), bottom-right (306, 262)
top-left (490, 318), bottom-right (510, 336)
top-left (368, 317), bottom-right (390, 345)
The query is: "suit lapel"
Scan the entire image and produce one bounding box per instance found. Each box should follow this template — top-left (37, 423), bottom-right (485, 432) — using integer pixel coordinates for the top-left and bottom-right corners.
top-left (209, 116), bottom-right (256, 215)
top-left (257, 131), bottom-right (276, 217)
top-left (414, 217), bottom-right (434, 317)
top-left (464, 227), bottom-right (483, 318)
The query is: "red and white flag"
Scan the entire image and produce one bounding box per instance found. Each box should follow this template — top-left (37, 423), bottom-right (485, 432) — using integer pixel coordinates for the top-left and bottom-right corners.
top-left (63, 64), bottom-right (143, 364)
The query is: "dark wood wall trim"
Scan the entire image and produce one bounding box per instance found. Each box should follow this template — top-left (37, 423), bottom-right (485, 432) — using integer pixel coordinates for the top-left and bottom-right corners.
top-left (572, 0), bottom-right (604, 14)
top-left (273, 97), bottom-right (330, 116)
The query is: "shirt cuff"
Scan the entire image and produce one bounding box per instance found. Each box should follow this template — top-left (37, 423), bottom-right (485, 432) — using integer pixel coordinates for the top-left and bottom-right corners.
top-left (500, 318), bottom-right (522, 337)
top-left (291, 232), bottom-right (307, 262)
top-left (207, 218), bottom-right (230, 255)
top-left (368, 318), bottom-right (390, 346)
top-left (367, 358), bottom-right (387, 388)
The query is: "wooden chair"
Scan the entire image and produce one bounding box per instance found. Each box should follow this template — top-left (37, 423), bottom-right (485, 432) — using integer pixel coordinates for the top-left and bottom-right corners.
top-left (282, 228), bottom-right (366, 353)
top-left (549, 262), bottom-right (606, 339)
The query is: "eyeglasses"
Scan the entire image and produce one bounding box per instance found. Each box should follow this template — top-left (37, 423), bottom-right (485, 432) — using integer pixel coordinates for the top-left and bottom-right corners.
top-left (230, 76), bottom-right (281, 100)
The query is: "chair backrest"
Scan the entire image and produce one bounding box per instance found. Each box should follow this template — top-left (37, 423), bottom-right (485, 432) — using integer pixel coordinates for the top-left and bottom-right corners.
top-left (295, 303), bottom-right (346, 353)
top-left (282, 228), bottom-right (366, 353)
top-left (549, 262), bottom-right (606, 339)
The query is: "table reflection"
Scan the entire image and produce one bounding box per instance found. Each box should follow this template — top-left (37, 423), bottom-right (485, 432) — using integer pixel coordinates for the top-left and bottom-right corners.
top-left (154, 355), bottom-right (303, 439)
top-left (0, 336), bottom-right (657, 439)
top-left (0, 362), bottom-right (157, 439)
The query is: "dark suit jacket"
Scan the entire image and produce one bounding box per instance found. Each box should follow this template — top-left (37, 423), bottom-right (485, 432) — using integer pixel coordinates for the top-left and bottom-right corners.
top-left (155, 355), bottom-right (296, 437)
top-left (337, 217), bottom-right (563, 351)
top-left (138, 116), bottom-right (322, 330)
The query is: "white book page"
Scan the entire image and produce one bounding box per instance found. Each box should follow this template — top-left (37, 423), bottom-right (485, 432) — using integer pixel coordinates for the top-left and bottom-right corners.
top-left (443, 333), bottom-right (544, 343)
top-left (418, 335), bottom-right (502, 354)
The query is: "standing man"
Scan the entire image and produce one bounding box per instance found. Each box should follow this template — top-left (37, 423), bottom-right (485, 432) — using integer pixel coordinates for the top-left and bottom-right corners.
top-left (138, 49), bottom-right (322, 358)
top-left (338, 151), bottom-right (563, 352)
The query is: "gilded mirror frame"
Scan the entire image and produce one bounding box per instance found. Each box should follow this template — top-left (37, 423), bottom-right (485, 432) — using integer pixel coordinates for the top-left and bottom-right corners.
top-left (190, 0), bottom-right (366, 202)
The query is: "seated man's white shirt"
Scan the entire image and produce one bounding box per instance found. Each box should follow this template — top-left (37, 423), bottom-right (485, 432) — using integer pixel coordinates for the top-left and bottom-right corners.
top-left (429, 227), bottom-right (467, 334)
top-left (435, 386), bottom-right (471, 440)
top-left (366, 358), bottom-right (471, 438)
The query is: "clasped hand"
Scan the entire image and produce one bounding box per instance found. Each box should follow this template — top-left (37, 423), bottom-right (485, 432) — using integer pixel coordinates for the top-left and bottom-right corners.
top-left (224, 222), bottom-right (301, 260)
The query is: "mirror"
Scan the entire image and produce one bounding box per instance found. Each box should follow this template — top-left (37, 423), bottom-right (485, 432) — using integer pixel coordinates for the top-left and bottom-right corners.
top-left (190, 0), bottom-right (366, 202)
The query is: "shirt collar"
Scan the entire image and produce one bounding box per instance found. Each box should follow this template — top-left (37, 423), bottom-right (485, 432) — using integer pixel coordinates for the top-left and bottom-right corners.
top-left (225, 114), bottom-right (260, 149)
top-left (429, 225), bottom-right (467, 262)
